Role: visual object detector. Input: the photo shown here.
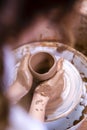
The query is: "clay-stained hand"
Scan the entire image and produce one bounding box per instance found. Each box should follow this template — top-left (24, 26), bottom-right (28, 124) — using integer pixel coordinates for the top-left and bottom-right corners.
top-left (17, 54), bottom-right (33, 90)
top-left (29, 58), bottom-right (64, 121)
top-left (35, 58), bottom-right (64, 101)
top-left (7, 54), bottom-right (33, 103)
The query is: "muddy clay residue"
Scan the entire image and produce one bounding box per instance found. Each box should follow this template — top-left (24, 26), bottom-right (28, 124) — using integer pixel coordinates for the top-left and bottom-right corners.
top-left (57, 45), bottom-right (68, 53)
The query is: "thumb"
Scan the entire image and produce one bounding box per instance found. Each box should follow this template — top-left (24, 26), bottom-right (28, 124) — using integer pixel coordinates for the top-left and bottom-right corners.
top-left (57, 58), bottom-right (64, 71)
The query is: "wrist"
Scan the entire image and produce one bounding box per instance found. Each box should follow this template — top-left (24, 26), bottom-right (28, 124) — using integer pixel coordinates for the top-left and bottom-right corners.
top-left (7, 81), bottom-right (28, 104)
top-left (29, 92), bottom-right (49, 121)
top-left (33, 92), bottom-right (49, 106)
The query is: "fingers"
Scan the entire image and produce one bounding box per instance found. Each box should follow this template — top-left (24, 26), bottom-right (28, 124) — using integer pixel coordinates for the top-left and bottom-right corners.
top-left (43, 58), bottom-right (64, 101)
top-left (47, 69), bottom-right (64, 87)
top-left (7, 54), bottom-right (33, 104)
top-left (19, 54), bottom-right (30, 70)
top-left (56, 70), bottom-right (64, 87)
top-left (44, 68), bottom-right (64, 103)
top-left (17, 54), bottom-right (33, 90)
top-left (53, 69), bottom-right (64, 87)
top-left (47, 57), bottom-right (64, 86)
top-left (57, 58), bottom-right (64, 71)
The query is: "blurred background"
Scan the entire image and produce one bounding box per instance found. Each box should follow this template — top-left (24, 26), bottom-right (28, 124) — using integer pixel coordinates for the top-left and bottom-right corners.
top-left (0, 0), bottom-right (87, 56)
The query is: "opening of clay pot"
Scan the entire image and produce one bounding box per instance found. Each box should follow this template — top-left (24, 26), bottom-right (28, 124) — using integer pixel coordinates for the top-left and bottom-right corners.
top-left (29, 51), bottom-right (57, 81)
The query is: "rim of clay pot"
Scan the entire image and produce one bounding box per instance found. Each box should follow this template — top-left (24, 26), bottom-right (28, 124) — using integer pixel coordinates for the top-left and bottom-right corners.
top-left (29, 51), bottom-right (57, 81)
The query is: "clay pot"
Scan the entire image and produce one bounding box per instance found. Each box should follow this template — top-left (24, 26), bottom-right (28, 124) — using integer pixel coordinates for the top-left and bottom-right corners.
top-left (29, 51), bottom-right (57, 81)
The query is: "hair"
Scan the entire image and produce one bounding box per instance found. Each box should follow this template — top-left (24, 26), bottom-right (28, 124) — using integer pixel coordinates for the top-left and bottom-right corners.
top-left (0, 0), bottom-right (78, 44)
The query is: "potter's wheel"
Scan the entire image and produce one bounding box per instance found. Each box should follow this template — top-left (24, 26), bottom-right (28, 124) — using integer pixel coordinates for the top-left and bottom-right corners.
top-left (45, 58), bottom-right (83, 121)
top-left (11, 42), bottom-right (87, 130)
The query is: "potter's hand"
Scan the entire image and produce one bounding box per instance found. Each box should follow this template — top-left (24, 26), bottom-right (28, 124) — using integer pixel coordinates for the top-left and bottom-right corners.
top-left (17, 54), bottom-right (33, 90)
top-left (35, 58), bottom-right (64, 101)
top-left (7, 54), bottom-right (33, 104)
top-left (29, 58), bottom-right (64, 121)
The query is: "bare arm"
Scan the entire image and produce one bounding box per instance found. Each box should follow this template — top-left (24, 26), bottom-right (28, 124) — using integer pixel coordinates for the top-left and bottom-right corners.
top-left (29, 92), bottom-right (49, 122)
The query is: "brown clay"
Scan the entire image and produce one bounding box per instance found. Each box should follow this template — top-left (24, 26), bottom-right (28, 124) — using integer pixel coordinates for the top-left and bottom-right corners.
top-left (35, 58), bottom-right (64, 115)
top-left (29, 51), bottom-right (57, 81)
top-left (7, 54), bottom-right (33, 103)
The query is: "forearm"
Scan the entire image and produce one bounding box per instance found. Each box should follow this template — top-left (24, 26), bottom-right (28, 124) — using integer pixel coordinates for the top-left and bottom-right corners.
top-left (7, 81), bottom-right (29, 104)
top-left (29, 92), bottom-right (49, 122)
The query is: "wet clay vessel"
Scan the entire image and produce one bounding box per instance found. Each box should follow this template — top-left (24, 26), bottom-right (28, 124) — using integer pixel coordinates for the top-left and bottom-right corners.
top-left (29, 51), bottom-right (57, 81)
